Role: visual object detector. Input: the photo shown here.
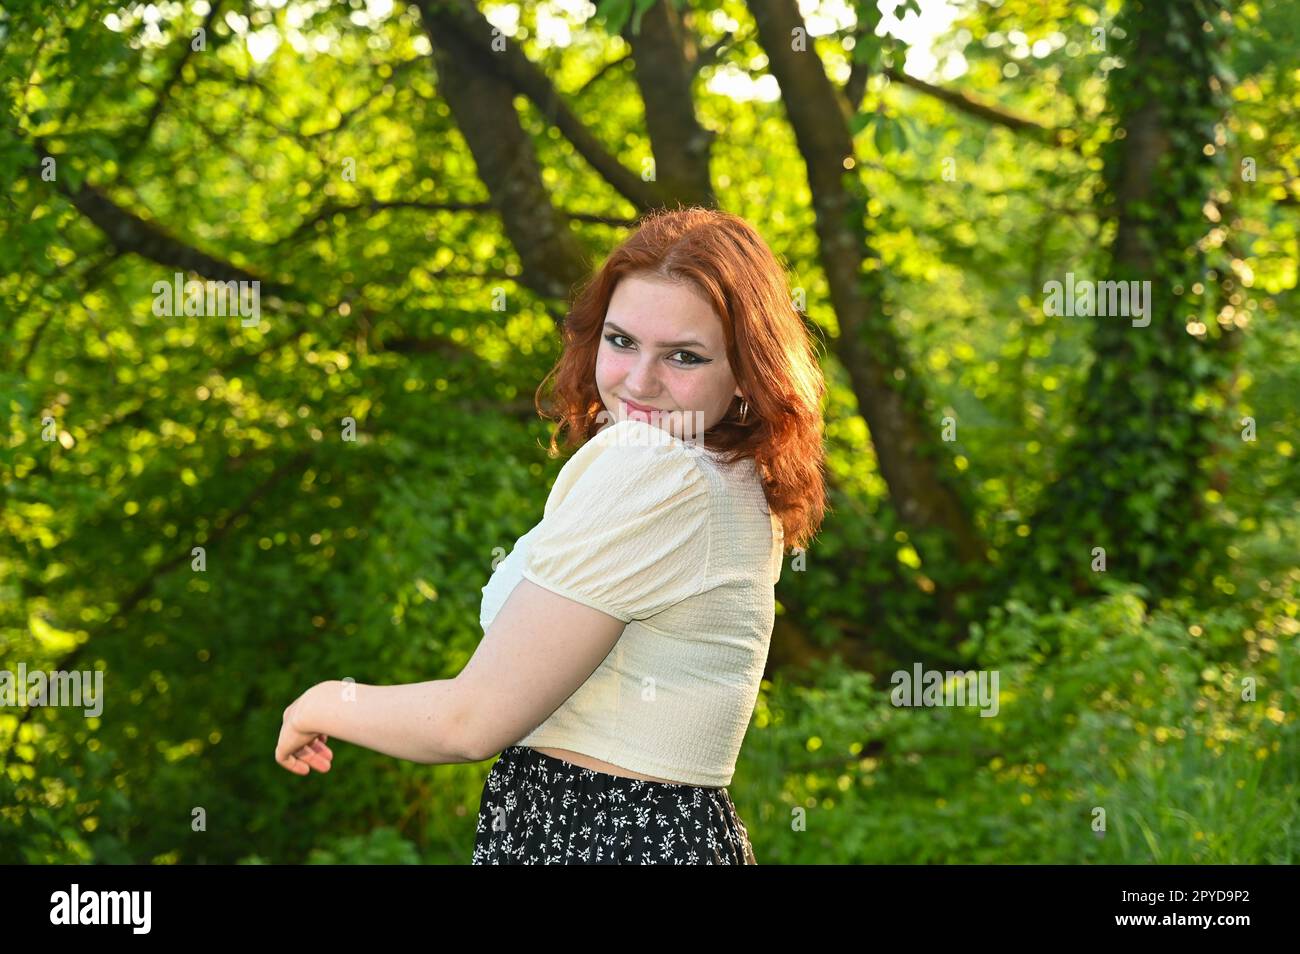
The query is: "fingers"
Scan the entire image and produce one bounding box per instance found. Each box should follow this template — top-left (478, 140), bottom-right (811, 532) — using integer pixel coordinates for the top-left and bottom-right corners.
top-left (277, 732), bottom-right (334, 775)
top-left (282, 752), bottom-right (326, 774)
top-left (292, 742), bottom-right (333, 772)
top-left (278, 752), bottom-right (311, 774)
top-left (278, 742), bottom-right (332, 774)
top-left (301, 740), bottom-right (334, 762)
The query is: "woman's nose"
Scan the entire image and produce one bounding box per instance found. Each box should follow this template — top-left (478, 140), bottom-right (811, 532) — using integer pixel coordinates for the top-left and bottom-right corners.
top-left (624, 358), bottom-right (661, 394)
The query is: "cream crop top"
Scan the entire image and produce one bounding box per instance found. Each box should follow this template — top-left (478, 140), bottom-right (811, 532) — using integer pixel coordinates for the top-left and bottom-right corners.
top-left (477, 418), bottom-right (784, 787)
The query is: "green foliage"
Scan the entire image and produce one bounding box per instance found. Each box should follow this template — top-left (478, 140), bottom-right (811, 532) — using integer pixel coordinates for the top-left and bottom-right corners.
top-left (303, 827), bottom-right (424, 864)
top-left (990, 0), bottom-right (1248, 607)
top-left (595, 0), bottom-right (678, 37)
top-left (0, 0), bottom-right (1294, 864)
top-left (735, 576), bottom-right (1299, 863)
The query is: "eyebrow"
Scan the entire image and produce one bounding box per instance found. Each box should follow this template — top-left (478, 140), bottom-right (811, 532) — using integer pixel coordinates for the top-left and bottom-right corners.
top-left (603, 322), bottom-right (708, 350)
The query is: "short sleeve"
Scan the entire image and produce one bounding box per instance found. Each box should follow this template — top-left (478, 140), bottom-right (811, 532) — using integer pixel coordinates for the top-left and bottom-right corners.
top-left (521, 422), bottom-right (712, 623)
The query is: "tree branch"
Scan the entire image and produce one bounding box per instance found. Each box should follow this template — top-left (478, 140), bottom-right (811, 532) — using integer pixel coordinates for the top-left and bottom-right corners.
top-left (417, 0), bottom-right (665, 213)
top-left (414, 3), bottom-right (594, 304)
top-left (34, 140), bottom-right (292, 296)
top-left (880, 66), bottom-right (1073, 149)
top-left (276, 198), bottom-right (635, 246)
top-left (619, 0), bottom-right (716, 207)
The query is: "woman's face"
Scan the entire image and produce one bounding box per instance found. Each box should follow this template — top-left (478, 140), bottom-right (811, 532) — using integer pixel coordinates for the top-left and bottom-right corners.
top-left (594, 273), bottom-right (742, 442)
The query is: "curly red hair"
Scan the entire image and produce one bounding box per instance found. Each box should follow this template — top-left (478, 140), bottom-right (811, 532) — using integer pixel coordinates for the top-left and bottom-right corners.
top-left (533, 206), bottom-right (828, 553)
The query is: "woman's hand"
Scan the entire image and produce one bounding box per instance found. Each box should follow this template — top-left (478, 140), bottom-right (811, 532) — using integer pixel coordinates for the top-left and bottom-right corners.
top-left (276, 690), bottom-right (334, 775)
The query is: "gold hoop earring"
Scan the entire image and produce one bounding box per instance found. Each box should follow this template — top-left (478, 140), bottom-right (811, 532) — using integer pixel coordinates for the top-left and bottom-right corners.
top-left (738, 399), bottom-right (749, 424)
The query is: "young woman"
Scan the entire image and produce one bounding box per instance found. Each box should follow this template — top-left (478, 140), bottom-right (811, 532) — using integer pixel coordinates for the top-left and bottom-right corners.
top-left (276, 207), bottom-right (827, 865)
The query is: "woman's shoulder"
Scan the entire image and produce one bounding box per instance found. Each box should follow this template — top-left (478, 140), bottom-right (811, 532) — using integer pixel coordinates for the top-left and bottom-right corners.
top-left (544, 419), bottom-right (711, 517)
top-left (590, 417), bottom-right (709, 453)
top-left (580, 418), bottom-right (713, 475)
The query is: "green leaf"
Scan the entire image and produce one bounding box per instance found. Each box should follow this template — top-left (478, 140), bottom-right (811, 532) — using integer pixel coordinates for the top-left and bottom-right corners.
top-left (891, 115), bottom-right (910, 151)
top-left (872, 116), bottom-right (898, 154)
top-left (852, 31), bottom-right (882, 65)
top-left (596, 0), bottom-right (633, 35)
top-left (630, 0), bottom-right (658, 35)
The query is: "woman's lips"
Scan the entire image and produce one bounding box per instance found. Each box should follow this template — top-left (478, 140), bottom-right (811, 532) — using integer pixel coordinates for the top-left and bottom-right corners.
top-left (621, 398), bottom-right (664, 415)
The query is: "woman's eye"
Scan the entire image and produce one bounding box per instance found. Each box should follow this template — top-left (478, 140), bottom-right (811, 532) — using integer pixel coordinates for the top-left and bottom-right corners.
top-left (604, 334), bottom-right (705, 366)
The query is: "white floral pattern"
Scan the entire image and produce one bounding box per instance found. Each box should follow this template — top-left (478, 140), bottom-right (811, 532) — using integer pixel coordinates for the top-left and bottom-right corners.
top-left (472, 746), bottom-right (757, 865)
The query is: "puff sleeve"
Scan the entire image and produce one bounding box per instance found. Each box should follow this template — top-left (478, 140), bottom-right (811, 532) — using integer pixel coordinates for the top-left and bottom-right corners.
top-left (521, 423), bottom-right (712, 623)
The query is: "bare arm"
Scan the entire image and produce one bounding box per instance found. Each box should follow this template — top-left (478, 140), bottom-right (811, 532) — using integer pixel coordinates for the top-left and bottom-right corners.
top-left (450, 577), bottom-right (628, 762)
top-left (292, 579), bottom-right (627, 764)
top-left (292, 678), bottom-right (471, 764)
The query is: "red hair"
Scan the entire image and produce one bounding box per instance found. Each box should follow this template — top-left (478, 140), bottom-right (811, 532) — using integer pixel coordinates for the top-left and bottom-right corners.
top-left (533, 206), bottom-right (828, 553)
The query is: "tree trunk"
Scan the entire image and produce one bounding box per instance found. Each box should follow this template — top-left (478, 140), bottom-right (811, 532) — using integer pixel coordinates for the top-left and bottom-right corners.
top-left (1005, 0), bottom-right (1238, 605)
top-left (748, 0), bottom-right (989, 645)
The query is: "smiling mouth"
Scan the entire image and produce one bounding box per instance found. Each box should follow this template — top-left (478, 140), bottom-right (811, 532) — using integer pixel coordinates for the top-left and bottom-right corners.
top-left (621, 399), bottom-right (665, 414)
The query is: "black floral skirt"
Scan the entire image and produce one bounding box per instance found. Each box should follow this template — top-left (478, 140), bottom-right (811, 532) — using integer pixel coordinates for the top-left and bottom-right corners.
top-left (472, 745), bottom-right (757, 865)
